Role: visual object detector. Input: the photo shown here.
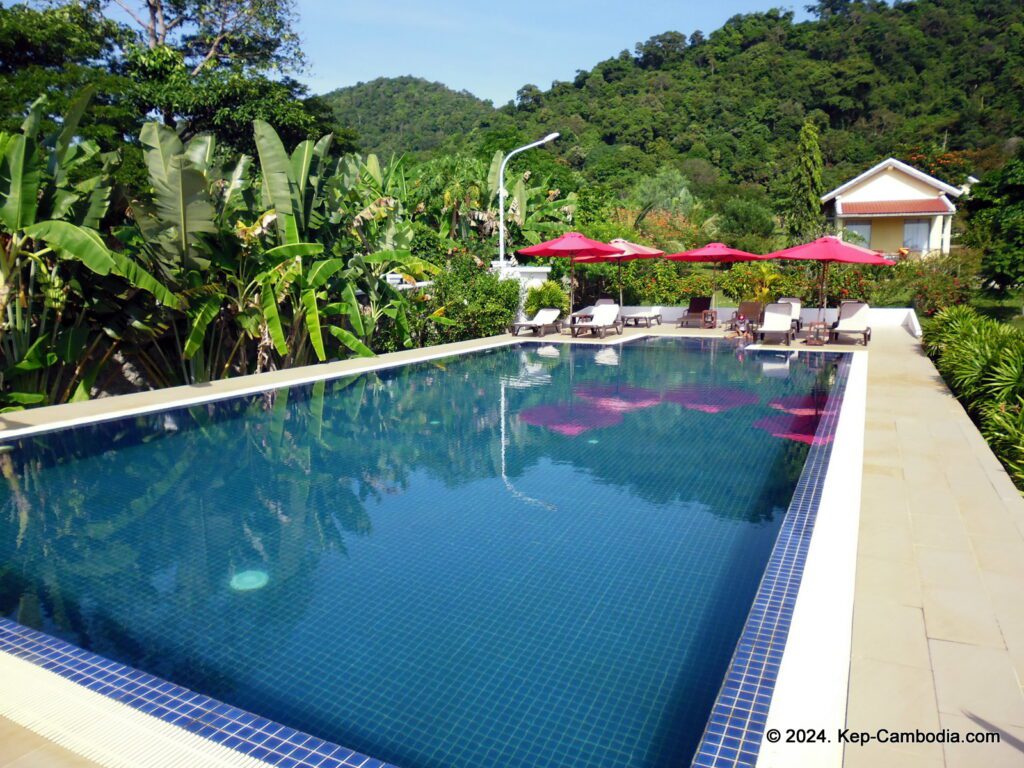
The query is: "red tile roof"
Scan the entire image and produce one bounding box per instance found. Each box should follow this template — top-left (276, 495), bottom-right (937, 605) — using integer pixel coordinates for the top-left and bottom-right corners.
top-left (840, 199), bottom-right (952, 215)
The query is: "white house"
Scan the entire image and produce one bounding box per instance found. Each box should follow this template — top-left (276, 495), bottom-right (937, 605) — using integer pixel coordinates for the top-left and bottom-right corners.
top-left (821, 158), bottom-right (962, 256)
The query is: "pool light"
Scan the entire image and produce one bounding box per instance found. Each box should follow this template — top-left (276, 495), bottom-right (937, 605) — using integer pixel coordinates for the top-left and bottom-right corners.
top-left (230, 570), bottom-right (269, 591)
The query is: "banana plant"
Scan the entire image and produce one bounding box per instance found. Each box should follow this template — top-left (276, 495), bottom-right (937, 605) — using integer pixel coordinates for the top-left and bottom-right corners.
top-left (508, 174), bottom-right (578, 245)
top-left (324, 152), bottom-right (414, 254)
top-left (0, 92), bottom-right (177, 410)
top-left (336, 250), bottom-right (443, 354)
top-left (253, 119), bottom-right (335, 246)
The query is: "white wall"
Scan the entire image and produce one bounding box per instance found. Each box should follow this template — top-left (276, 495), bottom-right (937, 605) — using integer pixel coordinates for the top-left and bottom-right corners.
top-left (839, 167), bottom-right (946, 202)
top-left (621, 305), bottom-right (923, 337)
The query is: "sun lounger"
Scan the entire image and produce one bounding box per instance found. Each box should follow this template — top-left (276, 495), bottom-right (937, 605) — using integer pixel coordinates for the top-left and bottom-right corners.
top-left (677, 297), bottom-right (713, 327)
top-left (777, 297), bottom-right (802, 331)
top-left (510, 308), bottom-right (562, 337)
top-left (756, 303), bottom-right (797, 345)
top-left (728, 301), bottom-right (764, 330)
top-left (830, 301), bottom-right (871, 345)
top-left (571, 304), bottom-right (623, 338)
top-left (622, 306), bottom-right (663, 327)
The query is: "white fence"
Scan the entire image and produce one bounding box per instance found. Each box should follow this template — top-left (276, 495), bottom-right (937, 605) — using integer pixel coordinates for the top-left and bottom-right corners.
top-left (620, 305), bottom-right (923, 337)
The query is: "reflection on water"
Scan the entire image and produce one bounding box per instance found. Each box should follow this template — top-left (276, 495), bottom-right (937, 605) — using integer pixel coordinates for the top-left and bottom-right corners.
top-left (0, 338), bottom-right (842, 768)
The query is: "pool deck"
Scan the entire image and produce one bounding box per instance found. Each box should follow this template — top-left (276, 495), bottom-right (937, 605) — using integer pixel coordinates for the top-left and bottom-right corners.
top-left (2, 323), bottom-right (1023, 768)
top-left (0, 716), bottom-right (95, 767)
top-left (844, 327), bottom-right (1024, 768)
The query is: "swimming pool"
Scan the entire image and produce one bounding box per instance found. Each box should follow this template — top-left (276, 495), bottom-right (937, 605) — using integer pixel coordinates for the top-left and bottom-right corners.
top-left (0, 337), bottom-right (846, 768)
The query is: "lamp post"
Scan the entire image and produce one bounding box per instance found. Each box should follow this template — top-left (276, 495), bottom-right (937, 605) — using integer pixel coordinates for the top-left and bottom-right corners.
top-left (497, 132), bottom-right (559, 267)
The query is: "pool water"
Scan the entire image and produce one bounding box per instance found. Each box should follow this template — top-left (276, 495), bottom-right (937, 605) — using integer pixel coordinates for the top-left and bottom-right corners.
top-left (0, 338), bottom-right (841, 768)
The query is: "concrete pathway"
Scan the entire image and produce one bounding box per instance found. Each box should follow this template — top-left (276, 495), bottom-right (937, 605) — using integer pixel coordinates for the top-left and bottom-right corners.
top-left (0, 717), bottom-right (95, 767)
top-left (845, 328), bottom-right (1024, 768)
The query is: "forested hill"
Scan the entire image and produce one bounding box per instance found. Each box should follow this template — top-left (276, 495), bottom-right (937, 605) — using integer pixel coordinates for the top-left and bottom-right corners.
top-left (321, 76), bottom-right (498, 157)
top-left (326, 0), bottom-right (1024, 190)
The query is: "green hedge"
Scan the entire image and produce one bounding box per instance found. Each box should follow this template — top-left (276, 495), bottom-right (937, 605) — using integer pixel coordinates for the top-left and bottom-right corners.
top-left (609, 252), bottom-right (975, 311)
top-left (524, 280), bottom-right (569, 318)
top-left (923, 305), bottom-right (1024, 491)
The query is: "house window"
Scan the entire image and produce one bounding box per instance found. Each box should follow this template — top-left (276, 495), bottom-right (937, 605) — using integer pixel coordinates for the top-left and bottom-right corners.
top-left (843, 221), bottom-right (871, 247)
top-left (903, 219), bottom-right (930, 253)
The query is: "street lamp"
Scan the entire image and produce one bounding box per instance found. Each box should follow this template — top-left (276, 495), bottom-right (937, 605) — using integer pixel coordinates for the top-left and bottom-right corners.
top-left (497, 132), bottom-right (560, 267)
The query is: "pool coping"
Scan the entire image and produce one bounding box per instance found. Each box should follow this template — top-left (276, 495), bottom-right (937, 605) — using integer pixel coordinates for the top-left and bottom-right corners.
top-left (1, 335), bottom-right (861, 768)
top-left (690, 351), bottom-right (867, 768)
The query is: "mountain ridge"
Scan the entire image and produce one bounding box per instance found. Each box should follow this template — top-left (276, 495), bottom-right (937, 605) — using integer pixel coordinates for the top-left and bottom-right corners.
top-left (321, 75), bottom-right (497, 158)
top-left (324, 1), bottom-right (1024, 193)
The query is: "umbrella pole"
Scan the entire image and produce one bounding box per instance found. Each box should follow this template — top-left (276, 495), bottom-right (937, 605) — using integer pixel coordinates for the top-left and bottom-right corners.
top-left (618, 259), bottom-right (623, 307)
top-left (570, 259), bottom-right (575, 316)
top-left (818, 262), bottom-right (828, 322)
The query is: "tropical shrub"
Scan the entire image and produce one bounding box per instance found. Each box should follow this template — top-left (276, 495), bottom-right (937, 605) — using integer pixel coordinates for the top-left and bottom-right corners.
top-left (980, 399), bottom-right (1024, 489)
top-left (720, 262), bottom-right (811, 303)
top-left (621, 259), bottom-right (713, 304)
top-left (416, 254), bottom-right (520, 345)
top-left (0, 91), bottom-right (177, 410)
top-left (524, 280), bottom-right (569, 318)
top-left (923, 305), bottom-right (1024, 491)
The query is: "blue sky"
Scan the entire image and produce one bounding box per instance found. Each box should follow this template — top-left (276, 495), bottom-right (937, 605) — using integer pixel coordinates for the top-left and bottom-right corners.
top-left (296, 1), bottom-right (809, 103)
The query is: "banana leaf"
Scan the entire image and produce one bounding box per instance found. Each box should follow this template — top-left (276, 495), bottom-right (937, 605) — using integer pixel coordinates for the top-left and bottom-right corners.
top-left (301, 288), bottom-right (326, 361)
top-left (0, 134), bottom-right (41, 230)
top-left (264, 242), bottom-right (323, 261)
top-left (340, 283), bottom-right (365, 337)
top-left (23, 220), bottom-right (114, 275)
top-left (329, 326), bottom-right (374, 358)
top-left (305, 258), bottom-right (345, 289)
top-left (70, 175), bottom-right (111, 229)
top-left (183, 295), bottom-right (224, 359)
top-left (253, 120), bottom-right (298, 244)
top-left (47, 86), bottom-right (95, 181)
top-left (184, 133), bottom-right (216, 174)
top-left (110, 252), bottom-right (181, 308)
top-left (260, 282), bottom-right (288, 355)
top-left (139, 123), bottom-right (185, 193)
top-left (154, 156), bottom-right (217, 260)
top-left (3, 335), bottom-right (57, 376)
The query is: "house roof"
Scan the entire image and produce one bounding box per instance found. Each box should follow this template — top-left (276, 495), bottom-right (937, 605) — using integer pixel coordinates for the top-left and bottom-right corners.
top-left (837, 198), bottom-right (955, 216)
top-left (821, 157), bottom-right (962, 203)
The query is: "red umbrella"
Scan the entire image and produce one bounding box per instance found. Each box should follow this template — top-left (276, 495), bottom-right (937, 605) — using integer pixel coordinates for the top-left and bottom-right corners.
top-left (754, 413), bottom-right (833, 446)
top-left (518, 232), bottom-right (623, 313)
top-left (663, 384), bottom-right (759, 414)
top-left (665, 242), bottom-right (769, 308)
top-left (766, 236), bottom-right (895, 318)
top-left (518, 403), bottom-right (623, 436)
top-left (576, 238), bottom-right (664, 306)
top-left (666, 242), bottom-right (766, 264)
top-left (768, 393), bottom-right (828, 418)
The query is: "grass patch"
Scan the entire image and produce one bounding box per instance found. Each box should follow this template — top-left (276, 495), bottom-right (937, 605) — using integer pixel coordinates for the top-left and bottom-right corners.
top-left (971, 289), bottom-right (1024, 329)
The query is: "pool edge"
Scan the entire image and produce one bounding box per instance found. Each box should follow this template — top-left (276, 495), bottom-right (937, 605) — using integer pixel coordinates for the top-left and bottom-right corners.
top-left (690, 352), bottom-right (865, 768)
